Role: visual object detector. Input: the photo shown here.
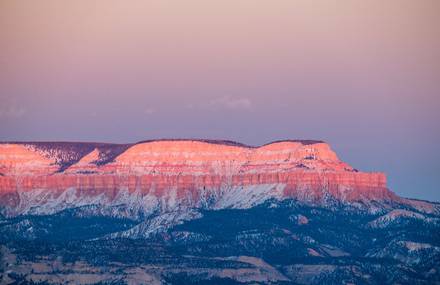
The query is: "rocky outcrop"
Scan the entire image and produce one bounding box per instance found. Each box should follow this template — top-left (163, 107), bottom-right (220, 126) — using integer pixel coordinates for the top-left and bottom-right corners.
top-left (0, 139), bottom-right (406, 217)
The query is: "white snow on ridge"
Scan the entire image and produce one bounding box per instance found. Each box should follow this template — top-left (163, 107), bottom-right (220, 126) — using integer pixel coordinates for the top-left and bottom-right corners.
top-left (3, 183), bottom-right (439, 238)
top-left (213, 184), bottom-right (286, 209)
top-left (6, 183), bottom-right (286, 218)
top-left (367, 209), bottom-right (437, 229)
top-left (107, 209), bottom-right (202, 239)
top-left (14, 188), bottom-right (110, 217)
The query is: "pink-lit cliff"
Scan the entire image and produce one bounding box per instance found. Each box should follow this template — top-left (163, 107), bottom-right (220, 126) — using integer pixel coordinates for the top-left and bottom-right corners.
top-left (0, 139), bottom-right (431, 217)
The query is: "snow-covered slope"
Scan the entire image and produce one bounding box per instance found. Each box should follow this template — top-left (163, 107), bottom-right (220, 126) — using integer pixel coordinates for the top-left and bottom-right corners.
top-left (0, 139), bottom-right (438, 236)
top-left (1, 139), bottom-right (439, 284)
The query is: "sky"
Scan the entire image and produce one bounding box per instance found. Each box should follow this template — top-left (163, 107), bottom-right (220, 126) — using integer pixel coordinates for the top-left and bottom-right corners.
top-left (0, 0), bottom-right (439, 201)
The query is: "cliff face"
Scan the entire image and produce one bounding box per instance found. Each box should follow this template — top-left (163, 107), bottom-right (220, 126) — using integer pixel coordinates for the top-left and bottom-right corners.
top-left (0, 139), bottom-right (402, 217)
top-left (2, 140), bottom-right (439, 285)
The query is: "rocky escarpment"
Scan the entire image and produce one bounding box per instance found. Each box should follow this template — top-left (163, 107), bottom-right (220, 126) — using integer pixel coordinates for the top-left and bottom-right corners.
top-left (0, 139), bottom-right (435, 218)
top-left (2, 139), bottom-right (439, 285)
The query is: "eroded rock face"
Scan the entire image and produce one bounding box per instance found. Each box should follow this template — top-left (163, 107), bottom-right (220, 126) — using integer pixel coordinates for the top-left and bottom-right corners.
top-left (2, 139), bottom-right (439, 285)
top-left (0, 139), bottom-right (399, 217)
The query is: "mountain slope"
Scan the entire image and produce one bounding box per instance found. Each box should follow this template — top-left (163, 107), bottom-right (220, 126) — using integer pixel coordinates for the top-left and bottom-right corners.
top-left (0, 139), bottom-right (439, 284)
top-left (0, 139), bottom-right (426, 217)
top-left (1, 199), bottom-right (439, 284)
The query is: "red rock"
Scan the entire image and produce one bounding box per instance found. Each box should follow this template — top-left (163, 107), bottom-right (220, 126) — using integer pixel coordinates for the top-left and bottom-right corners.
top-left (0, 139), bottom-right (398, 211)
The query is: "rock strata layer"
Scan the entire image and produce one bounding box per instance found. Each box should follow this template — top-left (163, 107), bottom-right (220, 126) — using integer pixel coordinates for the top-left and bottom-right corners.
top-left (0, 139), bottom-right (402, 216)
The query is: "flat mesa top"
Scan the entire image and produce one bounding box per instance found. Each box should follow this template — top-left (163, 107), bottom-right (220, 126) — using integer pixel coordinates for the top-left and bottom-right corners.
top-left (0, 139), bottom-right (325, 149)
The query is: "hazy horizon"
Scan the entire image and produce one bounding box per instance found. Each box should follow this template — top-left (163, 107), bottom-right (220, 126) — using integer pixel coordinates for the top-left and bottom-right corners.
top-left (1, 0), bottom-right (439, 201)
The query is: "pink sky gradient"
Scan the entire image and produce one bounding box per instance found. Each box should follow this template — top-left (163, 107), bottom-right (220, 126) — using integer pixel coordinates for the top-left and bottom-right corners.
top-left (1, 0), bottom-right (439, 200)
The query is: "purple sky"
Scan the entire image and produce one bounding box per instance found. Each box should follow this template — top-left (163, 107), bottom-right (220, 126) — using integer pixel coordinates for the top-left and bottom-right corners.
top-left (1, 1), bottom-right (439, 201)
